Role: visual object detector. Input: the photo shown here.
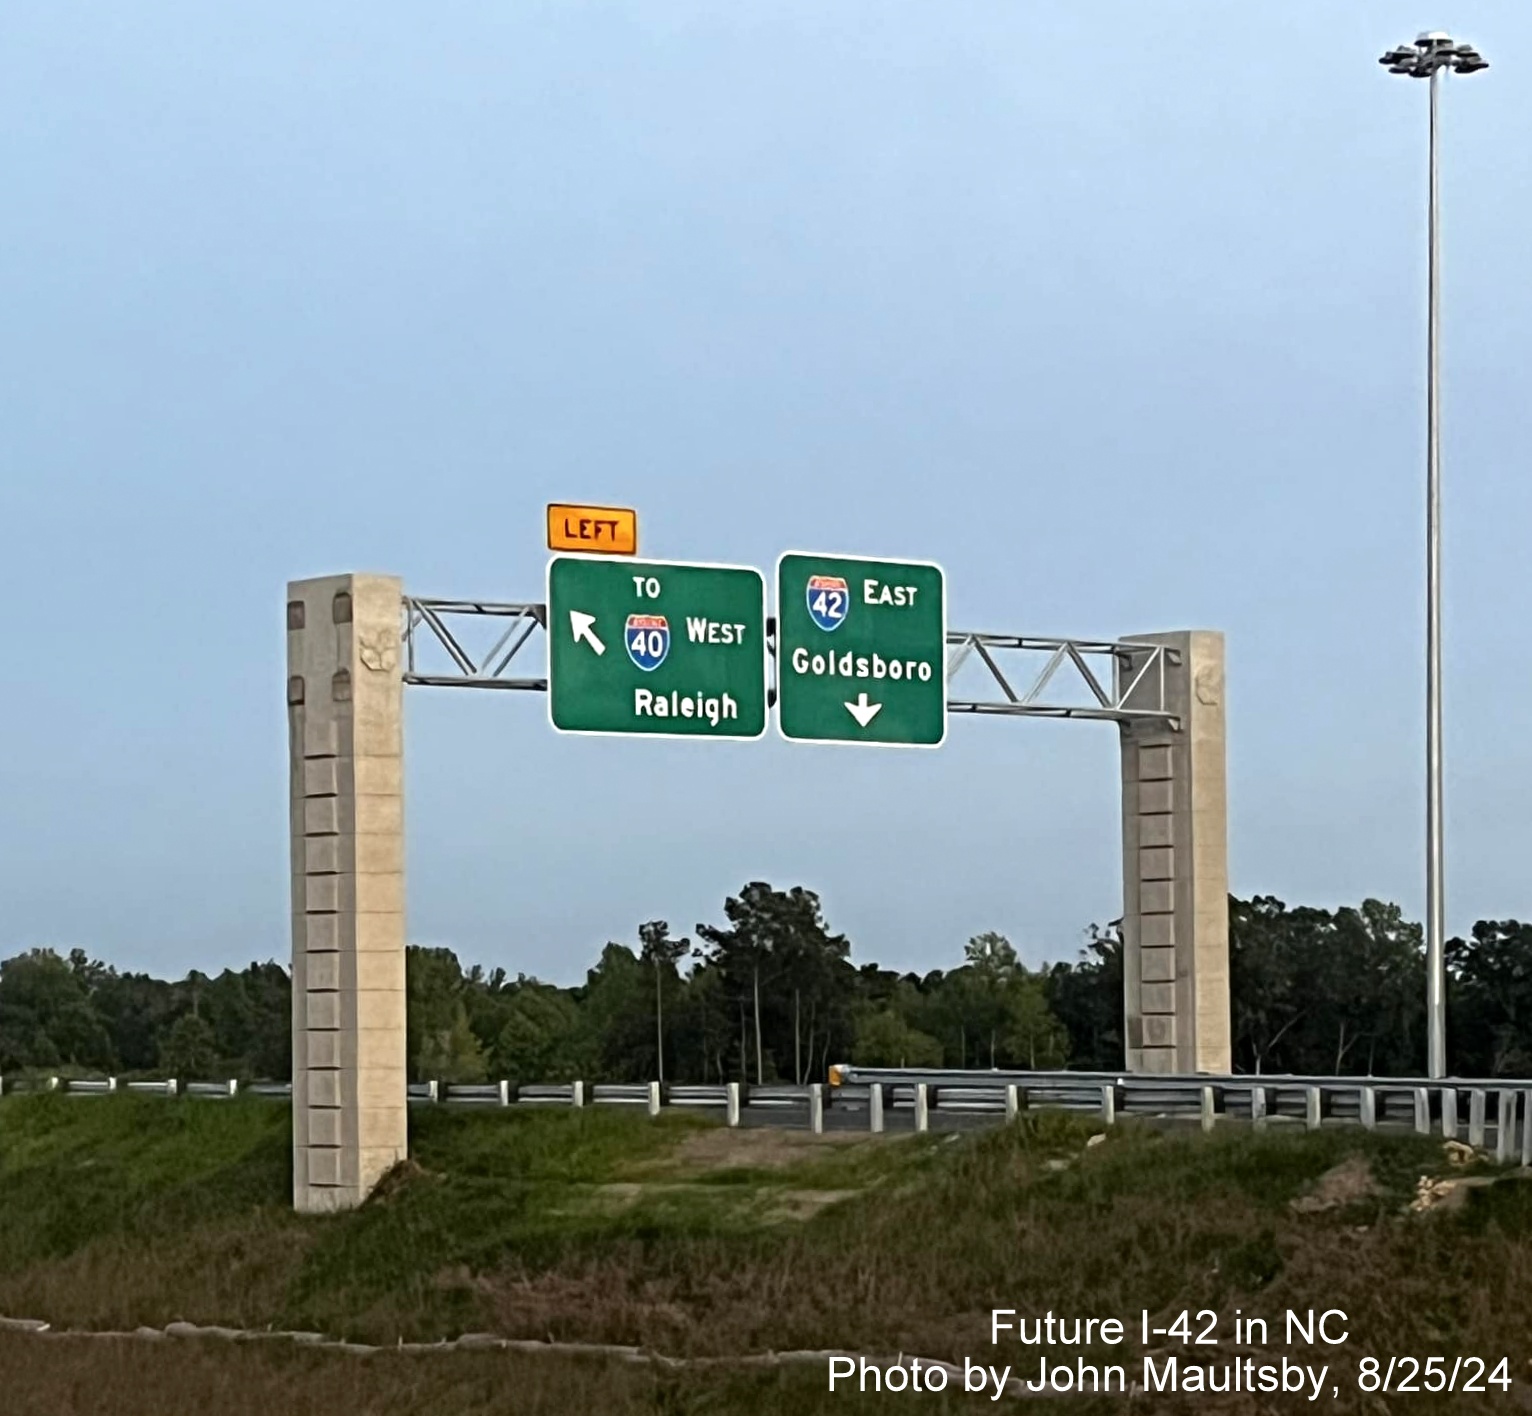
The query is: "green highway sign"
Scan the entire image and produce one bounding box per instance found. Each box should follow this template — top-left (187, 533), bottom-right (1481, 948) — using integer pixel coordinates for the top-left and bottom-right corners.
top-left (775, 552), bottom-right (947, 747)
top-left (546, 556), bottom-right (767, 739)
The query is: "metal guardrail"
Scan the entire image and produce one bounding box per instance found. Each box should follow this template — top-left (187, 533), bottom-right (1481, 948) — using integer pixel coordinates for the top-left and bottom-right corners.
top-left (829, 1065), bottom-right (1532, 1162)
top-left (438, 1082), bottom-right (508, 1106)
top-left (666, 1084), bottom-right (731, 1108)
top-left (7, 1067), bottom-right (1531, 1160)
top-left (831, 1062), bottom-right (1532, 1090)
top-left (740, 1084), bottom-right (810, 1110)
top-left (65, 1079), bottom-right (116, 1097)
top-left (518, 1082), bottom-right (582, 1106)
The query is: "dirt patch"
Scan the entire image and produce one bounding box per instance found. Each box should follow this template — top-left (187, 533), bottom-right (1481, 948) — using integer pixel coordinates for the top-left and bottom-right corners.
top-left (576, 1182), bottom-right (703, 1213)
top-left (760, 1189), bottom-right (858, 1223)
top-left (592, 1182), bottom-right (644, 1210)
top-left (656, 1126), bottom-right (866, 1174)
top-left (365, 1158), bottom-right (435, 1206)
top-left (1290, 1157), bottom-right (1382, 1214)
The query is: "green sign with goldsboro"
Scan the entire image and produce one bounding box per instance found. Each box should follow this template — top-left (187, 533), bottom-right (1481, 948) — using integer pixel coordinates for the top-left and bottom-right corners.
top-left (775, 552), bottom-right (946, 747)
top-left (547, 555), bottom-right (767, 739)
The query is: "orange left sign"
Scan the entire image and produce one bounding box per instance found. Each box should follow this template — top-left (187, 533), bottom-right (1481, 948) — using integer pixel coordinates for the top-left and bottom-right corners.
top-left (546, 503), bottom-right (638, 556)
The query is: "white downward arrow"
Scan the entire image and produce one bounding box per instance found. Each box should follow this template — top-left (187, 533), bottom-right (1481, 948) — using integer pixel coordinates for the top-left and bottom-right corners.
top-left (569, 610), bottom-right (605, 655)
top-left (844, 692), bottom-right (883, 728)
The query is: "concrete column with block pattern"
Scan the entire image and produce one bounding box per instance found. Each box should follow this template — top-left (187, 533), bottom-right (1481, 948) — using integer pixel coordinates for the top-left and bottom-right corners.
top-left (286, 574), bottom-right (408, 1213)
top-left (1117, 630), bottom-right (1230, 1075)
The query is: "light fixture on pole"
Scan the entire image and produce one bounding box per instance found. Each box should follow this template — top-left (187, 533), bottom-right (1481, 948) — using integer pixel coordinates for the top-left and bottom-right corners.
top-left (1377, 32), bottom-right (1488, 1080)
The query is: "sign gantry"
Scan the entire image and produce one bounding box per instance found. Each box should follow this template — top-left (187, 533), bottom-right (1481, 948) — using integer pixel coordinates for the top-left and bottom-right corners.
top-left (402, 594), bottom-right (1184, 728)
top-left (292, 566), bottom-right (1230, 1216)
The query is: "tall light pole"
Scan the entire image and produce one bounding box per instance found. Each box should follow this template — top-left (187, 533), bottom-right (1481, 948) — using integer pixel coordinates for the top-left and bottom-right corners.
top-left (1378, 33), bottom-right (1488, 1079)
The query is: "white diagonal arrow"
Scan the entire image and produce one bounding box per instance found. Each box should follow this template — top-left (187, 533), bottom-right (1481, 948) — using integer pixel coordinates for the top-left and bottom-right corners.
top-left (844, 692), bottom-right (883, 728)
top-left (569, 610), bottom-right (605, 655)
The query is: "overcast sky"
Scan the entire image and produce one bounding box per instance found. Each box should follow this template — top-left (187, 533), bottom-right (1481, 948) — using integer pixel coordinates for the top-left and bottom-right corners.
top-left (3, 4), bottom-right (1528, 984)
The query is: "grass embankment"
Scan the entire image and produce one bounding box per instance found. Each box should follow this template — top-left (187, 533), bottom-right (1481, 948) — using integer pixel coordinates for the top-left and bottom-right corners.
top-left (2, 1095), bottom-right (1531, 1412)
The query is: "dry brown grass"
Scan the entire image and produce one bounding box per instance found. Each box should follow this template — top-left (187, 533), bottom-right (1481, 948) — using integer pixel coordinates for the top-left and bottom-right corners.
top-left (0, 1332), bottom-right (991, 1416)
top-left (0, 1332), bottom-right (728, 1416)
top-left (0, 1216), bottom-right (312, 1332)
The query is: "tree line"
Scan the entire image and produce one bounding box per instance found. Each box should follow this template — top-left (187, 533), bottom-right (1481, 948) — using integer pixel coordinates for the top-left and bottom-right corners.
top-left (2, 883), bottom-right (1530, 1082)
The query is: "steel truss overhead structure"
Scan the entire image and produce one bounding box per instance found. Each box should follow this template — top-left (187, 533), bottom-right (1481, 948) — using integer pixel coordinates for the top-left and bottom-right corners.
top-left (403, 599), bottom-right (547, 692)
top-left (402, 596), bottom-right (1181, 728)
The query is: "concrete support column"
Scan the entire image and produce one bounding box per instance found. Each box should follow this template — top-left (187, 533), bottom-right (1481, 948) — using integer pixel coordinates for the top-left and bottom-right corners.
top-left (1118, 631), bottom-right (1230, 1075)
top-left (286, 574), bottom-right (408, 1214)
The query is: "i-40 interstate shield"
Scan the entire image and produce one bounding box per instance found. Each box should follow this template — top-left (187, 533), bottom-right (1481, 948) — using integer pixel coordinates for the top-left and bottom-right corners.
top-left (775, 552), bottom-right (946, 747)
top-left (547, 555), bottom-right (767, 739)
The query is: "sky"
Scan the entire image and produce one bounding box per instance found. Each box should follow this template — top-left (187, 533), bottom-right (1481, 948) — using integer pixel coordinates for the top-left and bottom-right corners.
top-left (2, 3), bottom-right (1529, 985)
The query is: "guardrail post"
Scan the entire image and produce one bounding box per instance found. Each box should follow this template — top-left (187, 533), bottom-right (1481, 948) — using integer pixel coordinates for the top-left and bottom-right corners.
top-left (869, 1083), bottom-right (884, 1134)
top-left (47, 1076), bottom-right (59, 1092)
top-left (648, 1081), bottom-right (661, 1118)
top-left (1250, 1085), bottom-right (1267, 1130)
top-left (167, 1078), bottom-right (179, 1098)
top-left (1496, 1090), bottom-right (1516, 1164)
top-left (914, 1083), bottom-right (929, 1134)
top-left (1358, 1086), bottom-right (1376, 1131)
top-left (1522, 1092), bottom-right (1532, 1167)
top-left (809, 1083), bottom-right (824, 1135)
top-left (1200, 1085), bottom-right (1215, 1133)
top-left (726, 1082), bottom-right (741, 1128)
top-left (107, 1077), bottom-right (118, 1094)
top-left (1005, 1084), bottom-right (1019, 1122)
top-left (1441, 1087), bottom-right (1458, 1139)
top-left (426, 1079), bottom-right (439, 1105)
top-left (1468, 1089), bottom-right (1487, 1148)
top-left (497, 1080), bottom-right (510, 1107)
top-left (1413, 1087), bottom-right (1430, 1135)
top-left (571, 1081), bottom-right (585, 1109)
top-left (228, 1079), bottom-right (239, 1098)
top-left (1099, 1084), bottom-right (1115, 1126)
top-left (1303, 1086), bottom-right (1321, 1132)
